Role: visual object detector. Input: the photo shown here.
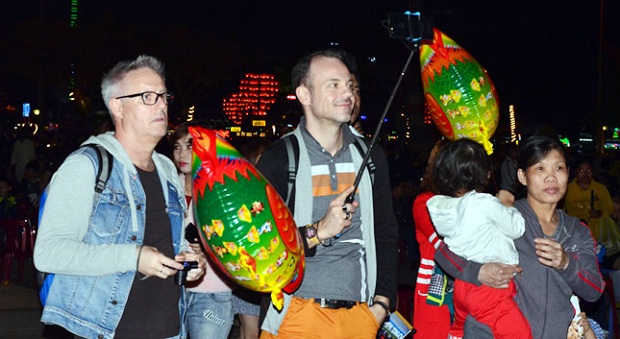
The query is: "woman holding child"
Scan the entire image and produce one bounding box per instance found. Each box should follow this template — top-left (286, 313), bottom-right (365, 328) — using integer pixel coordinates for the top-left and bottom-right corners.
top-left (435, 135), bottom-right (605, 339)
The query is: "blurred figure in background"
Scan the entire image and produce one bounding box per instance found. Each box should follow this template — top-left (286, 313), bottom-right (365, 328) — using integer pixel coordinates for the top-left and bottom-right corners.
top-left (0, 176), bottom-right (19, 220)
top-left (564, 158), bottom-right (616, 270)
top-left (564, 158), bottom-right (614, 239)
top-left (10, 125), bottom-right (35, 183)
top-left (499, 143), bottom-right (520, 197)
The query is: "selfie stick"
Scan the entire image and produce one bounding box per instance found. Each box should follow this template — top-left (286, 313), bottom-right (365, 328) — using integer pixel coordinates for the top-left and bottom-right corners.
top-left (344, 11), bottom-right (432, 204)
top-left (345, 48), bottom-right (416, 204)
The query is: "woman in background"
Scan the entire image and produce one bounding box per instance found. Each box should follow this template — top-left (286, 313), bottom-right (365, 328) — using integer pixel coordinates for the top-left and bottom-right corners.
top-left (411, 139), bottom-right (451, 339)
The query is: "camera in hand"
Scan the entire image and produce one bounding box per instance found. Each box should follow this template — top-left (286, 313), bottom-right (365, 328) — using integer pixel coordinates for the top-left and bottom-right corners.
top-left (174, 261), bottom-right (199, 286)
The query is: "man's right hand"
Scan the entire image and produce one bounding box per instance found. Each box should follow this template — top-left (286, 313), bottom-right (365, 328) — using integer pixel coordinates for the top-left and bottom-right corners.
top-left (316, 186), bottom-right (359, 240)
top-left (478, 262), bottom-right (522, 288)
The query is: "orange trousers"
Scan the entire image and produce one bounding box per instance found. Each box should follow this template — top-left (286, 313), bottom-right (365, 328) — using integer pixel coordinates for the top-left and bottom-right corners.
top-left (260, 297), bottom-right (381, 339)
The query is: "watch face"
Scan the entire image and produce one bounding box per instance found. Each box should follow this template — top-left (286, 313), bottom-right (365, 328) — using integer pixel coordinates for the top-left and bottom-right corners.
top-left (305, 225), bottom-right (316, 238)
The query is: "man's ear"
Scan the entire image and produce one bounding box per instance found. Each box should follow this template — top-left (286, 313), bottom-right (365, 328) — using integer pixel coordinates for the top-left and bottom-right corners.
top-left (517, 168), bottom-right (527, 186)
top-left (109, 98), bottom-right (123, 121)
top-left (296, 86), bottom-right (311, 105)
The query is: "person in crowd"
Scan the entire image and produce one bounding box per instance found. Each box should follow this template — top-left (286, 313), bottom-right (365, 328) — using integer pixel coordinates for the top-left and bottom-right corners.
top-left (10, 125), bottom-right (35, 183)
top-left (257, 48), bottom-right (399, 338)
top-left (233, 288), bottom-right (263, 339)
top-left (239, 138), bottom-right (272, 166)
top-left (499, 143), bottom-right (520, 196)
top-left (387, 143), bottom-right (414, 183)
top-left (612, 195), bottom-right (620, 225)
top-left (564, 158), bottom-right (614, 241)
top-left (0, 123), bottom-right (11, 171)
top-left (435, 134), bottom-right (605, 339)
top-left (426, 138), bottom-right (531, 339)
top-left (33, 55), bottom-right (206, 339)
top-left (0, 176), bottom-right (19, 220)
top-left (14, 158), bottom-right (45, 219)
top-left (171, 122), bottom-right (235, 339)
top-left (349, 74), bottom-right (363, 135)
top-left (392, 174), bottom-right (419, 270)
top-left (411, 138), bottom-right (451, 339)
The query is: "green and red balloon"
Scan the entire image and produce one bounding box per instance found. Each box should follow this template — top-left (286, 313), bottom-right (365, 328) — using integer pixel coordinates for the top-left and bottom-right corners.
top-left (420, 28), bottom-right (499, 154)
top-left (189, 126), bottom-right (304, 310)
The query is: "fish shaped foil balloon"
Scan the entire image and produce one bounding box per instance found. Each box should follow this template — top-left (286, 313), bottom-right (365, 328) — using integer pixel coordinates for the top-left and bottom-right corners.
top-left (189, 126), bottom-right (305, 310)
top-left (420, 28), bottom-right (499, 155)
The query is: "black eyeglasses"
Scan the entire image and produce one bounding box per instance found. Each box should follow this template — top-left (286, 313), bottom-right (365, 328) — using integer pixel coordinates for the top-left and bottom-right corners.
top-left (115, 91), bottom-right (174, 106)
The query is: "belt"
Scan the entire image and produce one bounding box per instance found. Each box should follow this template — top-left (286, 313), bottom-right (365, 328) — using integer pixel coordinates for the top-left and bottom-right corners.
top-left (313, 298), bottom-right (360, 309)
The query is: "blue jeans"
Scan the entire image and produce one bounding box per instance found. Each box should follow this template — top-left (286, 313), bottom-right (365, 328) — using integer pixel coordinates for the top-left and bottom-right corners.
top-left (182, 290), bottom-right (234, 339)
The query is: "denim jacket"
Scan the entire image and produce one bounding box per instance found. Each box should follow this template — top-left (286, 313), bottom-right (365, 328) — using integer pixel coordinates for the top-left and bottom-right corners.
top-left (34, 132), bottom-right (186, 339)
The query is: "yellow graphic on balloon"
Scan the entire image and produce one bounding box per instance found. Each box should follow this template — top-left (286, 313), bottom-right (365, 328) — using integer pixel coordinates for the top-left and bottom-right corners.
top-left (246, 226), bottom-right (260, 243)
top-left (238, 205), bottom-right (252, 223)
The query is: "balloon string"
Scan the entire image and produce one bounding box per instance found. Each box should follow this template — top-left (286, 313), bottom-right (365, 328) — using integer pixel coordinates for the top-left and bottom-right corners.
top-left (346, 48), bottom-right (418, 204)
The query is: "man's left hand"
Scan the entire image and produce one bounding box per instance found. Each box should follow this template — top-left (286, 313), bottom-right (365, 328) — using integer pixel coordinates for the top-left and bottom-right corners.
top-left (369, 303), bottom-right (388, 323)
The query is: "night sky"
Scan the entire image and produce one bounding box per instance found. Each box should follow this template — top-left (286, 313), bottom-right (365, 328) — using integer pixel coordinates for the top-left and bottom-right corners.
top-left (2, 0), bottom-right (617, 137)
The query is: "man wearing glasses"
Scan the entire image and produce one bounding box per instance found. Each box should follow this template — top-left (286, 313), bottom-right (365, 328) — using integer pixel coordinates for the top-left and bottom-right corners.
top-left (34, 55), bottom-right (206, 339)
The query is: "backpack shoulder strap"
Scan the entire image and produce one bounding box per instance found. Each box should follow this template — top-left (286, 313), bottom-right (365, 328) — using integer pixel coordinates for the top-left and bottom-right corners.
top-left (37, 143), bottom-right (113, 305)
top-left (282, 135), bottom-right (299, 206)
top-left (81, 144), bottom-right (113, 193)
top-left (351, 137), bottom-right (375, 184)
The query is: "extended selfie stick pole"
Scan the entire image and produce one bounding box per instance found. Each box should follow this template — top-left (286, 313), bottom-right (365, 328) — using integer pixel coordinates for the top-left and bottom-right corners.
top-left (345, 48), bottom-right (416, 204)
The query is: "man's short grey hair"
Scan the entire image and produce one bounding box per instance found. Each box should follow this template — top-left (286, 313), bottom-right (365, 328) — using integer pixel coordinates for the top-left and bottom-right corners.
top-left (100, 55), bottom-right (166, 114)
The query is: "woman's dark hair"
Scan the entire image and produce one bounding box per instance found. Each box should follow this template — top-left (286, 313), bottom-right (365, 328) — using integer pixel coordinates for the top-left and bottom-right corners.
top-left (170, 122), bottom-right (198, 145)
top-left (419, 139), bottom-right (449, 193)
top-left (432, 138), bottom-right (492, 196)
top-left (517, 135), bottom-right (567, 172)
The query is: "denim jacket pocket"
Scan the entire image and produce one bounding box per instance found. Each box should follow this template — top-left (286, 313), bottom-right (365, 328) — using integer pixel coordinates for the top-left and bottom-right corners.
top-left (87, 188), bottom-right (130, 241)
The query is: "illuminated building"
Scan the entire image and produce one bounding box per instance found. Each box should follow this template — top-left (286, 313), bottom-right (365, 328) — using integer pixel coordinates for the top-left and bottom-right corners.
top-left (222, 73), bottom-right (279, 137)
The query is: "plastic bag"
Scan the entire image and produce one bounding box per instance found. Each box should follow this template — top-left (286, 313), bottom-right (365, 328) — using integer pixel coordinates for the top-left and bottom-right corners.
top-left (597, 215), bottom-right (620, 257)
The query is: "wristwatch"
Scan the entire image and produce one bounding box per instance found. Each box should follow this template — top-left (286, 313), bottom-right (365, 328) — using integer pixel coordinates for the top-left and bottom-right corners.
top-left (304, 223), bottom-right (320, 246)
top-left (304, 223), bottom-right (317, 239)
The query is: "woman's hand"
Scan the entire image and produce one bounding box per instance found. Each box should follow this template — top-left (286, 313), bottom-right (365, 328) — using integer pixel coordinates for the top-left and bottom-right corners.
top-left (188, 242), bottom-right (203, 255)
top-left (569, 312), bottom-right (596, 339)
top-left (534, 238), bottom-right (569, 270)
top-left (175, 251), bottom-right (207, 282)
top-left (478, 263), bottom-right (522, 288)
